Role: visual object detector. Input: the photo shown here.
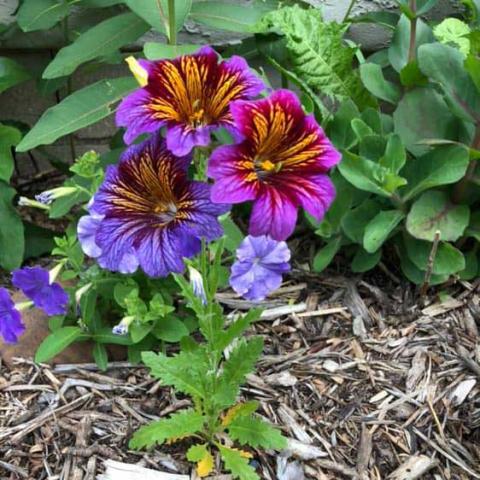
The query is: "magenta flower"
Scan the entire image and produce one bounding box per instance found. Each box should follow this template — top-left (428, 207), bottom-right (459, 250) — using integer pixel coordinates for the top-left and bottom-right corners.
top-left (116, 46), bottom-right (265, 156)
top-left (89, 133), bottom-right (229, 278)
top-left (230, 235), bottom-right (291, 302)
top-left (208, 90), bottom-right (341, 241)
top-left (0, 288), bottom-right (25, 344)
top-left (12, 267), bottom-right (69, 316)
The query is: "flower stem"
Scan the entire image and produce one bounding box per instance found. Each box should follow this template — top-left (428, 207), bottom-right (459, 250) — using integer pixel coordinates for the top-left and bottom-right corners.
top-left (452, 123), bottom-right (480, 204)
top-left (407, 0), bottom-right (417, 63)
top-left (167, 0), bottom-right (176, 45)
top-left (343, 0), bottom-right (357, 22)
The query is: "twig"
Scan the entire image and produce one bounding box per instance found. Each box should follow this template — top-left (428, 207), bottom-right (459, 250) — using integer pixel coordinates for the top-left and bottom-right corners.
top-left (420, 230), bottom-right (440, 298)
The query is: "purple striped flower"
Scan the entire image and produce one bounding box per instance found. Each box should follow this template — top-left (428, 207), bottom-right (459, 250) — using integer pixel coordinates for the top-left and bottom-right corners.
top-left (116, 46), bottom-right (265, 156)
top-left (88, 133), bottom-right (229, 278)
top-left (230, 235), bottom-right (291, 302)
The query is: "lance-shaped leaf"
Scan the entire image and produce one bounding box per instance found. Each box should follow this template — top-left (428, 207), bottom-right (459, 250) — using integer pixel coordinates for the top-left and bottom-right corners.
top-left (130, 409), bottom-right (206, 449)
top-left (35, 327), bottom-right (88, 363)
top-left (0, 183), bottom-right (24, 271)
top-left (364, 210), bottom-right (405, 253)
top-left (17, 77), bottom-right (137, 151)
top-left (0, 124), bottom-right (22, 182)
top-left (17, 0), bottom-right (70, 32)
top-left (43, 13), bottom-right (150, 79)
top-left (144, 42), bottom-right (201, 60)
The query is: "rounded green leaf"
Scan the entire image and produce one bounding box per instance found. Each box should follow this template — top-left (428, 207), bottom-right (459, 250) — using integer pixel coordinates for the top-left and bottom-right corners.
top-left (153, 317), bottom-right (189, 342)
top-left (359, 63), bottom-right (401, 104)
top-left (351, 248), bottom-right (381, 273)
top-left (313, 236), bottom-right (342, 272)
top-left (364, 210), bottom-right (405, 253)
top-left (406, 190), bottom-right (470, 241)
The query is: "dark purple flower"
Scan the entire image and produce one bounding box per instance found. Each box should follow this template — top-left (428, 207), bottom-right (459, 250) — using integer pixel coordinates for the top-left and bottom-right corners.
top-left (208, 90), bottom-right (341, 241)
top-left (12, 267), bottom-right (69, 316)
top-left (89, 133), bottom-right (229, 278)
top-left (0, 288), bottom-right (25, 344)
top-left (116, 46), bottom-right (265, 156)
top-left (230, 235), bottom-right (291, 302)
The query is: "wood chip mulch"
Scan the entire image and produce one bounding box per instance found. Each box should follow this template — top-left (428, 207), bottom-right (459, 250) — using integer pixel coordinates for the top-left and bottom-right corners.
top-left (1, 274), bottom-right (480, 479)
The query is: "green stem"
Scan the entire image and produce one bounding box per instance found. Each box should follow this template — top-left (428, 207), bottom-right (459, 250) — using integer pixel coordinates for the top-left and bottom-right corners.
top-left (407, 0), bottom-right (417, 64)
top-left (167, 0), bottom-right (176, 45)
top-left (343, 0), bottom-right (357, 22)
top-left (452, 124), bottom-right (480, 204)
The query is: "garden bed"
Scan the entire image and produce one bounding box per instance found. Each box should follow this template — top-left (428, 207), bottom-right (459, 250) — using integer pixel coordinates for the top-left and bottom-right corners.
top-left (1, 274), bottom-right (479, 479)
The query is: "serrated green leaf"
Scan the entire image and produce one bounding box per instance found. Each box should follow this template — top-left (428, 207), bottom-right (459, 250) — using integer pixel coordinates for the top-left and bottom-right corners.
top-left (17, 77), bottom-right (136, 151)
top-left (0, 183), bottom-right (24, 271)
top-left (258, 5), bottom-right (373, 108)
top-left (17, 0), bottom-right (70, 32)
top-left (0, 57), bottom-right (31, 94)
top-left (227, 415), bottom-right (286, 450)
top-left (364, 210), bottom-right (405, 253)
top-left (406, 191), bottom-right (470, 242)
top-left (43, 13), bottom-right (150, 79)
top-left (35, 327), bottom-right (88, 363)
top-left (125, 0), bottom-right (192, 34)
top-left (130, 409), bottom-right (206, 449)
top-left (216, 309), bottom-right (262, 351)
top-left (222, 401), bottom-right (259, 426)
top-left (219, 446), bottom-right (259, 480)
top-left (142, 350), bottom-right (208, 398)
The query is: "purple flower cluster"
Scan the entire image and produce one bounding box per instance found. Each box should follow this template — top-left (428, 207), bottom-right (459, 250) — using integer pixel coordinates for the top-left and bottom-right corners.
top-left (78, 46), bottom-right (340, 301)
top-left (0, 267), bottom-right (69, 344)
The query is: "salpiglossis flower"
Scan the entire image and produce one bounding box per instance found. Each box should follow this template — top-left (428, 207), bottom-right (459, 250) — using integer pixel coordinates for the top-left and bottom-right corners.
top-left (90, 133), bottom-right (229, 278)
top-left (208, 90), bottom-right (341, 240)
top-left (0, 288), bottom-right (25, 344)
top-left (116, 46), bottom-right (265, 156)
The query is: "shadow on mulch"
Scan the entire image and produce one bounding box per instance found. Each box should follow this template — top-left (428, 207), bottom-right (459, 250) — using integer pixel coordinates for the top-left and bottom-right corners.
top-left (1, 270), bottom-right (480, 479)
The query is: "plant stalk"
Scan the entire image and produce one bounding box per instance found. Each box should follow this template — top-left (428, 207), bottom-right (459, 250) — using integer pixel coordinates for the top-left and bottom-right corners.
top-left (343, 0), bottom-right (357, 22)
top-left (167, 0), bottom-right (176, 45)
top-left (407, 0), bottom-right (417, 63)
top-left (452, 124), bottom-right (480, 204)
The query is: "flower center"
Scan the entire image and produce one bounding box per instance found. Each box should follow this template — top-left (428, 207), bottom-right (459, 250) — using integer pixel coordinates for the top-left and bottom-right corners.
top-left (254, 157), bottom-right (282, 179)
top-left (189, 99), bottom-right (206, 128)
top-left (153, 201), bottom-right (178, 224)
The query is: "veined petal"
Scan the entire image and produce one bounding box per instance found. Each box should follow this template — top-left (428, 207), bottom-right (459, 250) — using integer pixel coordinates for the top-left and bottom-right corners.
top-left (116, 46), bottom-right (264, 154)
top-left (249, 186), bottom-right (298, 241)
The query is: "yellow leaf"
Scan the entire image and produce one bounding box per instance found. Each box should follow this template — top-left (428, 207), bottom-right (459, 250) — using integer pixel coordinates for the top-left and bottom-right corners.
top-left (221, 401), bottom-right (259, 427)
top-left (196, 449), bottom-right (214, 477)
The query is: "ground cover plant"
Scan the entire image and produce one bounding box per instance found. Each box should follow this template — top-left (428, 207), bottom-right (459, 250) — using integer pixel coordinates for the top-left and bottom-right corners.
top-left (0, 0), bottom-right (480, 478)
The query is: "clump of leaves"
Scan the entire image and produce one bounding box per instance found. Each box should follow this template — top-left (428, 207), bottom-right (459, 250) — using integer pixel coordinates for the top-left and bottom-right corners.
top-left (129, 254), bottom-right (286, 479)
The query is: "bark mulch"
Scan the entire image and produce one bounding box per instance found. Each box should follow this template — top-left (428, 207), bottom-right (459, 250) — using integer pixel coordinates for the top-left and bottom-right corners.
top-left (1, 273), bottom-right (479, 479)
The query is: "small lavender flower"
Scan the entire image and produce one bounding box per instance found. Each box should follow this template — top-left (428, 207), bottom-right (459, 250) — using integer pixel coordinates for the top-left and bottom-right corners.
top-left (12, 266), bottom-right (69, 316)
top-left (0, 288), bottom-right (25, 344)
top-left (189, 266), bottom-right (207, 305)
top-left (35, 187), bottom-right (77, 205)
top-left (112, 316), bottom-right (134, 335)
top-left (230, 235), bottom-right (291, 302)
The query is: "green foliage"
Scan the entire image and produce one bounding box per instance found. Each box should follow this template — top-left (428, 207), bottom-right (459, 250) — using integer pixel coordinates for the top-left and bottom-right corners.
top-left (219, 446), bottom-right (259, 480)
top-left (35, 327), bottom-right (88, 363)
top-left (258, 5), bottom-right (374, 112)
top-left (227, 415), bottom-right (287, 449)
top-left (0, 57), bottom-right (30, 94)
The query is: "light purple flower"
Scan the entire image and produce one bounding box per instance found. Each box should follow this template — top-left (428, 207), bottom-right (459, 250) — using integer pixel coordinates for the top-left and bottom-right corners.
top-left (77, 213), bottom-right (139, 274)
top-left (230, 235), bottom-right (291, 302)
top-left (88, 133), bottom-right (229, 278)
top-left (0, 288), bottom-right (25, 344)
top-left (116, 46), bottom-right (265, 156)
top-left (12, 267), bottom-right (69, 316)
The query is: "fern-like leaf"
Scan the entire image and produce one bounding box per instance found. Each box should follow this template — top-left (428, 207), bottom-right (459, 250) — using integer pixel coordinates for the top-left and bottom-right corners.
top-left (227, 414), bottom-right (287, 450)
top-left (259, 5), bottom-right (374, 109)
top-left (142, 350), bottom-right (209, 399)
top-left (219, 446), bottom-right (259, 480)
top-left (129, 409), bottom-right (206, 449)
